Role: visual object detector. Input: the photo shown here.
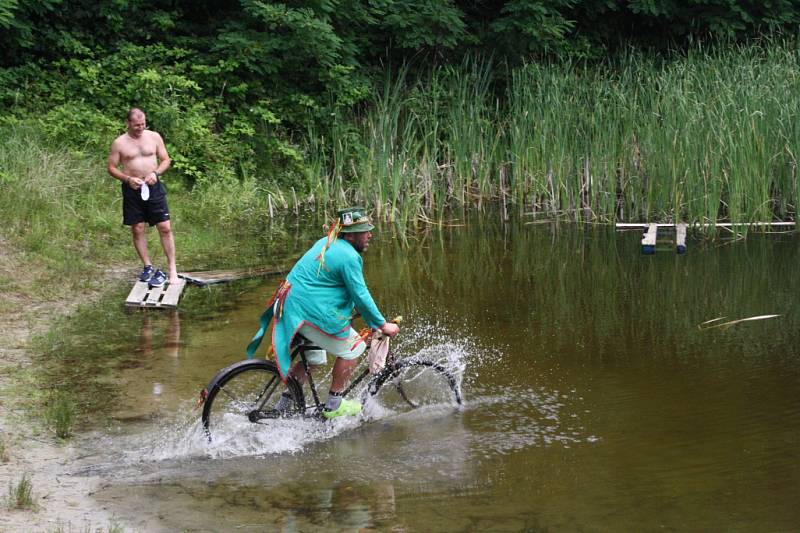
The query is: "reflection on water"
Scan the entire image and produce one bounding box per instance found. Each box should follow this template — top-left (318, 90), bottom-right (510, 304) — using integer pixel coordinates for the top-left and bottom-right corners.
top-left (138, 310), bottom-right (181, 358)
top-left (139, 312), bottom-right (180, 397)
top-left (50, 219), bottom-right (800, 531)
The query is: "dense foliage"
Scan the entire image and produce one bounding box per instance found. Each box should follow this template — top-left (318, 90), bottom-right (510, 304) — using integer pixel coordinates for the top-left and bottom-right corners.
top-left (1, 1), bottom-right (799, 223)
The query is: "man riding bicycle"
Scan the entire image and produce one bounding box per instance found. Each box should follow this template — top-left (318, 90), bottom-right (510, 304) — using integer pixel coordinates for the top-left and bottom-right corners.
top-left (257, 207), bottom-right (400, 418)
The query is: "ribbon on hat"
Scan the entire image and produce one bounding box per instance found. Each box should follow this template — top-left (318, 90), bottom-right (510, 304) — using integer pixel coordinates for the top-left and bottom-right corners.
top-left (315, 218), bottom-right (342, 274)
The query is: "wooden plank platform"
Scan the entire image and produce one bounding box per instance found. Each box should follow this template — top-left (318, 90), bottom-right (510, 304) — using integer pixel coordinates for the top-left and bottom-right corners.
top-left (179, 266), bottom-right (288, 286)
top-left (620, 221), bottom-right (795, 255)
top-left (617, 222), bottom-right (795, 229)
top-left (125, 279), bottom-right (186, 308)
top-left (634, 223), bottom-right (688, 254)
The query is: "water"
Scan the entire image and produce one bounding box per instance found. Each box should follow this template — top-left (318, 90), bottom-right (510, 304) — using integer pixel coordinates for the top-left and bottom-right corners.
top-left (56, 220), bottom-right (800, 531)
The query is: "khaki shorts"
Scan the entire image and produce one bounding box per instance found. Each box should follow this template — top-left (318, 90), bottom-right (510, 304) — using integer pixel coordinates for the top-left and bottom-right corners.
top-left (295, 324), bottom-right (366, 366)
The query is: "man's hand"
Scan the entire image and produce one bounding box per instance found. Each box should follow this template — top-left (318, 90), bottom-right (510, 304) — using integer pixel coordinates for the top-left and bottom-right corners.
top-left (127, 176), bottom-right (144, 190)
top-left (379, 322), bottom-right (400, 338)
top-left (144, 171), bottom-right (159, 185)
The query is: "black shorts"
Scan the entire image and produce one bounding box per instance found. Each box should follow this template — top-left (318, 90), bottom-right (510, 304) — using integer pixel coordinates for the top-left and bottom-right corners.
top-left (122, 180), bottom-right (171, 226)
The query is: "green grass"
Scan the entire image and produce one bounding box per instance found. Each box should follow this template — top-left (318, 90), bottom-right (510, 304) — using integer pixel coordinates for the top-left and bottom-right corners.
top-left (0, 436), bottom-right (8, 463)
top-left (7, 473), bottom-right (35, 510)
top-left (48, 520), bottom-right (125, 533)
top-left (0, 125), bottom-right (301, 300)
top-left (3, 41), bottom-right (799, 249)
top-left (45, 394), bottom-right (76, 439)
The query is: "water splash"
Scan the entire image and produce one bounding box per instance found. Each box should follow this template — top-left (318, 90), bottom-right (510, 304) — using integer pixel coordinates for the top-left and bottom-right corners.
top-left (76, 320), bottom-right (596, 473)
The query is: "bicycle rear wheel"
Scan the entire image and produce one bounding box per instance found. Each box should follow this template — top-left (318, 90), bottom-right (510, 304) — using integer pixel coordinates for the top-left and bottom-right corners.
top-left (366, 359), bottom-right (462, 411)
top-left (201, 359), bottom-right (305, 439)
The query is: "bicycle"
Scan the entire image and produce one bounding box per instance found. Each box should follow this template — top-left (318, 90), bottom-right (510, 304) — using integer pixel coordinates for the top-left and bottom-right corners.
top-left (199, 332), bottom-right (463, 439)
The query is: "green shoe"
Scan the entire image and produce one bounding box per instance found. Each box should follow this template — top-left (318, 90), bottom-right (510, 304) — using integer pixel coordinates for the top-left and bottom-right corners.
top-left (322, 398), bottom-right (362, 419)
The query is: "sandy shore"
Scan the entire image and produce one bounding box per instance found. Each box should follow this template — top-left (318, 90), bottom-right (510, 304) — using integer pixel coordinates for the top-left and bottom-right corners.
top-left (0, 240), bottom-right (130, 532)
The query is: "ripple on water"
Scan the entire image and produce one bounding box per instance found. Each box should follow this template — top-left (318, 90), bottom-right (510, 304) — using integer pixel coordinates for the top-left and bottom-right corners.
top-left (463, 386), bottom-right (600, 455)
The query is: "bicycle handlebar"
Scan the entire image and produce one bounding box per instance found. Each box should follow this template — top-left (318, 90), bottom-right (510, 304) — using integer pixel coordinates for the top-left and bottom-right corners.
top-left (350, 312), bottom-right (403, 328)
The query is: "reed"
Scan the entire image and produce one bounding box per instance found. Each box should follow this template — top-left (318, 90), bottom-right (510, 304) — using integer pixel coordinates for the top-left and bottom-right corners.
top-left (5, 42), bottom-right (799, 235)
top-left (301, 39), bottom-right (800, 229)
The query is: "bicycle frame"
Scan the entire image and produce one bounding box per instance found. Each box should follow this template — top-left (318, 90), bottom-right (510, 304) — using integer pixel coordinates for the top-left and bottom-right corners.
top-left (291, 340), bottom-right (395, 416)
top-left (200, 334), bottom-right (462, 437)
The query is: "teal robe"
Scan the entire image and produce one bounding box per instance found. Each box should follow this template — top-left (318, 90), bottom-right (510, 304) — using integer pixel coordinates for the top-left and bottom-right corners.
top-left (247, 236), bottom-right (386, 379)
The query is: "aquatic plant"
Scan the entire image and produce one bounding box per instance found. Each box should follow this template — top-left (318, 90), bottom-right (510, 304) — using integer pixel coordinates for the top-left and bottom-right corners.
top-left (298, 40), bottom-right (800, 231)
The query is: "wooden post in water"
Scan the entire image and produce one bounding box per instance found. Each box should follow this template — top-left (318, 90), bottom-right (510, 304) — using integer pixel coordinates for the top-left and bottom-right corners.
top-left (676, 223), bottom-right (687, 254)
top-left (641, 224), bottom-right (658, 254)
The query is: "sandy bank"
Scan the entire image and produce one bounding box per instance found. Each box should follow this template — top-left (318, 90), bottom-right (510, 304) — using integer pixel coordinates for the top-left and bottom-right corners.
top-left (0, 239), bottom-right (130, 532)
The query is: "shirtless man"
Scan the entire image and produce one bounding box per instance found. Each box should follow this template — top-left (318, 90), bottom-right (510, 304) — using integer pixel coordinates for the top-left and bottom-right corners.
top-left (107, 108), bottom-right (178, 286)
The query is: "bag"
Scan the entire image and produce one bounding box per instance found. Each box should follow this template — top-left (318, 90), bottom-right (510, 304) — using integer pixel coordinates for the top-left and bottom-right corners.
top-left (367, 331), bottom-right (390, 374)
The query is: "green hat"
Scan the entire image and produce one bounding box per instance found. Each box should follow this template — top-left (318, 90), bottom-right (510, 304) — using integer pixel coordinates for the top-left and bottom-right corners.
top-left (337, 206), bottom-right (374, 233)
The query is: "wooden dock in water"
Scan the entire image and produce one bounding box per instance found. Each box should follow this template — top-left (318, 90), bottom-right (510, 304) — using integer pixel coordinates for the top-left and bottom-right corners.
top-left (125, 279), bottom-right (187, 308)
top-left (616, 221), bottom-right (796, 255)
top-left (124, 265), bottom-right (288, 308)
top-left (635, 223), bottom-right (688, 255)
top-left (179, 266), bottom-right (288, 286)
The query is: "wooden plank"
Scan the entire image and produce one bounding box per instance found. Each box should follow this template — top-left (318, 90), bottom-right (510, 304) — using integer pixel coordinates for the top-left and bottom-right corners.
top-left (618, 221), bottom-right (795, 229)
top-left (125, 282), bottom-right (150, 307)
top-left (619, 222), bottom-right (679, 229)
top-left (161, 279), bottom-right (186, 307)
top-left (145, 285), bottom-right (163, 306)
top-left (125, 279), bottom-right (186, 308)
top-left (180, 266), bottom-right (288, 286)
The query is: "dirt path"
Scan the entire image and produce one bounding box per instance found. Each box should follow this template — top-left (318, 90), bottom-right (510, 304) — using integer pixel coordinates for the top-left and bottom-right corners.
top-left (0, 238), bottom-right (132, 531)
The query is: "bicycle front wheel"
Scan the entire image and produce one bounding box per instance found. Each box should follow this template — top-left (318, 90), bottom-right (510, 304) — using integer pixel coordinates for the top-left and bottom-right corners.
top-left (366, 359), bottom-right (462, 411)
top-left (201, 359), bottom-right (305, 439)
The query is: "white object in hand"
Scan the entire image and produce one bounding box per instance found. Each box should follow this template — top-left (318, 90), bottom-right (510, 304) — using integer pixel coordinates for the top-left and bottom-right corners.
top-left (140, 182), bottom-right (150, 201)
top-left (367, 331), bottom-right (390, 374)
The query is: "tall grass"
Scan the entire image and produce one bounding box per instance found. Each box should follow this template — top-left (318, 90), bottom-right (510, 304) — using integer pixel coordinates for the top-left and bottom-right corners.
top-left (45, 394), bottom-right (76, 439)
top-left (7, 473), bottom-right (34, 510)
top-left (0, 126), bottom-right (116, 260)
top-left (4, 41), bottom-right (799, 237)
top-left (0, 124), bottom-right (302, 285)
top-left (301, 40), bottom-right (800, 230)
